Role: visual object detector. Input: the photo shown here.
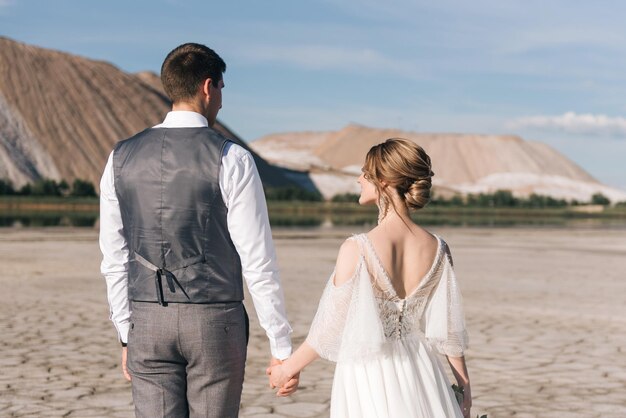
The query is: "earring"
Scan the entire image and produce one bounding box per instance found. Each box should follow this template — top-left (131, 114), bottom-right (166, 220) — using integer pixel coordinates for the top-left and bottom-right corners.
top-left (377, 194), bottom-right (389, 225)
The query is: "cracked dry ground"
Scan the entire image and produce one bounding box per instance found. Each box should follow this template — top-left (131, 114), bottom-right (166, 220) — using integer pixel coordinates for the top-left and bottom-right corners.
top-left (1, 227), bottom-right (625, 417)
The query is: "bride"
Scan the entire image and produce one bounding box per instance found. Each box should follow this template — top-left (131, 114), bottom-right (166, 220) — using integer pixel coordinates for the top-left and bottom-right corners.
top-left (267, 138), bottom-right (472, 418)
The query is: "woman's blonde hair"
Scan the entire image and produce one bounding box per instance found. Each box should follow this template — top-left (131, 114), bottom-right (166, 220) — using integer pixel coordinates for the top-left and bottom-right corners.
top-left (363, 138), bottom-right (434, 212)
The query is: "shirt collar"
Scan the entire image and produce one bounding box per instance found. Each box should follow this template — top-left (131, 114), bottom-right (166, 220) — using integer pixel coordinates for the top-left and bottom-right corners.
top-left (158, 111), bottom-right (209, 128)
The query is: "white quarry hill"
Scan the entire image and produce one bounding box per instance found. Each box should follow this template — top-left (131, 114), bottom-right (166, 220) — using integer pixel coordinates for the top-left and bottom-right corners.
top-left (251, 124), bottom-right (626, 202)
top-left (0, 37), bottom-right (296, 190)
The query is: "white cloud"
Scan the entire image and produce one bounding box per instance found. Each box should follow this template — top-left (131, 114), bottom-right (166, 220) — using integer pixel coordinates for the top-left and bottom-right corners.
top-left (509, 112), bottom-right (626, 137)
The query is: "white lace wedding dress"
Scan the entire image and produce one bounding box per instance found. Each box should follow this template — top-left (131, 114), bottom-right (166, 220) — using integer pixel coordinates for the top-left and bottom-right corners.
top-left (306, 234), bottom-right (468, 418)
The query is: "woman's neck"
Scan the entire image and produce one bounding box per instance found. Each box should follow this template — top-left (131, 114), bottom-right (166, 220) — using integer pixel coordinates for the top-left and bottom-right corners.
top-left (377, 195), bottom-right (412, 226)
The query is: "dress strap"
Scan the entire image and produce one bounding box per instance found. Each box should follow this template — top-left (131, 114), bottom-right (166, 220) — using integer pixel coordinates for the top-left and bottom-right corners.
top-left (348, 233), bottom-right (368, 258)
top-left (349, 234), bottom-right (389, 292)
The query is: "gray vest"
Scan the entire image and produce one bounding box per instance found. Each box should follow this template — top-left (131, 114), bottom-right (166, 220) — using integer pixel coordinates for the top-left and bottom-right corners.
top-left (113, 127), bottom-right (243, 304)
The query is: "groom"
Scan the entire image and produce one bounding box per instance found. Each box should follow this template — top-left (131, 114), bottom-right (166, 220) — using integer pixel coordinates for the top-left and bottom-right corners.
top-left (99, 43), bottom-right (297, 417)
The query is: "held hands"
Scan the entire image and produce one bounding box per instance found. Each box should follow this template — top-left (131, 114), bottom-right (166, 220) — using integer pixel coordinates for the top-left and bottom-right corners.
top-left (266, 357), bottom-right (300, 397)
top-left (267, 363), bottom-right (291, 389)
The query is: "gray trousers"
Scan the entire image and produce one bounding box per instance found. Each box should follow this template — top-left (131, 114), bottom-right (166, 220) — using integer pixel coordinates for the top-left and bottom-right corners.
top-left (127, 302), bottom-right (247, 418)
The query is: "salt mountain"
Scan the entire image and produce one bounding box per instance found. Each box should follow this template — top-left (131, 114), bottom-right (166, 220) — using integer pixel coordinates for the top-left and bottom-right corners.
top-left (0, 37), bottom-right (295, 190)
top-left (1, 37), bottom-right (623, 203)
top-left (251, 124), bottom-right (626, 202)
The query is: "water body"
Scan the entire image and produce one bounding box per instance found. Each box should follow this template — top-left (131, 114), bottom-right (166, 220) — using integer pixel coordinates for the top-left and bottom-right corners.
top-left (1, 212), bottom-right (625, 229)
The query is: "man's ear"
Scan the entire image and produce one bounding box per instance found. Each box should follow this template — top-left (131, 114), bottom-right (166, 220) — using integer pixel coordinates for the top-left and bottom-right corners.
top-left (202, 78), bottom-right (213, 98)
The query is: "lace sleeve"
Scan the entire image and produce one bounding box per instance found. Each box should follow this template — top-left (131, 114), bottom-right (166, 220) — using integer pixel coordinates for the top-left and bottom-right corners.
top-left (305, 269), bottom-right (357, 362)
top-left (423, 249), bottom-right (468, 357)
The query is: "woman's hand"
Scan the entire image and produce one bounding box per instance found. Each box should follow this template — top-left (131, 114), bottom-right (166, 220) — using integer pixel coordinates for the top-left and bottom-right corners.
top-left (447, 356), bottom-right (471, 417)
top-left (266, 363), bottom-right (294, 393)
top-left (276, 370), bottom-right (300, 397)
top-left (460, 384), bottom-right (472, 418)
top-left (266, 343), bottom-right (319, 397)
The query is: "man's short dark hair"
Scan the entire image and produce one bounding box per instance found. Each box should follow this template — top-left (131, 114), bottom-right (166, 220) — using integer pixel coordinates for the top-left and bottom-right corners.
top-left (160, 43), bottom-right (226, 103)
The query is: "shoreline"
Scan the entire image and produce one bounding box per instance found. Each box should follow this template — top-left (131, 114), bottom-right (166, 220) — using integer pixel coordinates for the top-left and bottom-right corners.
top-left (2, 196), bottom-right (626, 217)
top-left (2, 197), bottom-right (626, 231)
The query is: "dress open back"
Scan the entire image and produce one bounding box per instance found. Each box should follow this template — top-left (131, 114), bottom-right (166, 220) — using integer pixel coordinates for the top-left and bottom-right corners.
top-left (306, 234), bottom-right (468, 418)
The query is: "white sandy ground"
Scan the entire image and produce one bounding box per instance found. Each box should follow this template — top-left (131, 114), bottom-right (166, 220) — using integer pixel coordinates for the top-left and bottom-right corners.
top-left (1, 226), bottom-right (625, 417)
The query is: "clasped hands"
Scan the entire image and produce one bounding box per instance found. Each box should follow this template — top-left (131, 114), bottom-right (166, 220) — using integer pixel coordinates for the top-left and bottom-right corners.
top-left (266, 357), bottom-right (300, 397)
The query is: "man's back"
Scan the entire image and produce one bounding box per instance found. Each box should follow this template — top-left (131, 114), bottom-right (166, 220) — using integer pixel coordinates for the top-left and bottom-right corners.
top-left (113, 126), bottom-right (243, 304)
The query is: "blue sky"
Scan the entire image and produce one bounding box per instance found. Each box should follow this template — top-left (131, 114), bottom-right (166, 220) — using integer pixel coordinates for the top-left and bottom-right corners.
top-left (2, 0), bottom-right (625, 189)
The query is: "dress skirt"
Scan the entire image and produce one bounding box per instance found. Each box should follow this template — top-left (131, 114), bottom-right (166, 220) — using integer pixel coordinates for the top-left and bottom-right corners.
top-left (330, 336), bottom-right (464, 418)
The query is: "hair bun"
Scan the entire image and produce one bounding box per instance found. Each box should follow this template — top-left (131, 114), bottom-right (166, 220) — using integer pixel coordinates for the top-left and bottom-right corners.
top-left (364, 137), bottom-right (435, 212)
top-left (404, 176), bottom-right (432, 210)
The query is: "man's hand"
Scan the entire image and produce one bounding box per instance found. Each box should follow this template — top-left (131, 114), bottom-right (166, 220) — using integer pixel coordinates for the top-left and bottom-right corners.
top-left (268, 357), bottom-right (282, 368)
top-left (267, 357), bottom-right (283, 389)
top-left (122, 347), bottom-right (131, 381)
top-left (276, 370), bottom-right (299, 397)
top-left (266, 357), bottom-right (299, 396)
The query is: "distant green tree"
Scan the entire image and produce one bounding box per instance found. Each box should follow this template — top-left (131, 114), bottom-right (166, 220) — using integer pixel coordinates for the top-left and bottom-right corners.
top-left (265, 186), bottom-right (323, 202)
top-left (429, 193), bottom-right (444, 206)
top-left (430, 192), bottom-right (460, 207)
top-left (0, 179), bottom-right (15, 195)
top-left (523, 193), bottom-right (544, 208)
top-left (449, 195), bottom-right (464, 206)
top-left (545, 196), bottom-right (567, 207)
top-left (58, 180), bottom-right (70, 196)
top-left (476, 193), bottom-right (493, 207)
top-left (466, 194), bottom-right (478, 207)
top-left (492, 190), bottom-right (518, 207)
top-left (18, 183), bottom-right (32, 195)
top-left (450, 191), bottom-right (578, 208)
top-left (331, 193), bottom-right (360, 203)
top-left (29, 179), bottom-right (63, 196)
top-left (591, 193), bottom-right (610, 206)
top-left (70, 179), bottom-right (97, 197)
top-left (366, 189), bottom-right (583, 209)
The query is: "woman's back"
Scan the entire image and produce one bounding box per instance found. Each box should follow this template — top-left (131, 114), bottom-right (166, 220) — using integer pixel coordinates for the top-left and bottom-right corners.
top-left (318, 230), bottom-right (466, 418)
top-left (367, 220), bottom-right (439, 299)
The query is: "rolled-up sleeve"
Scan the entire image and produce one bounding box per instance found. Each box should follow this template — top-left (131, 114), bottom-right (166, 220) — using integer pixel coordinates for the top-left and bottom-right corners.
top-left (99, 151), bottom-right (131, 343)
top-left (221, 145), bottom-right (293, 359)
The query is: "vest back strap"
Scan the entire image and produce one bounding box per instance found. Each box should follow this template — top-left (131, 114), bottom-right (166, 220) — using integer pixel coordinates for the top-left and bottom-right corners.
top-left (133, 252), bottom-right (206, 306)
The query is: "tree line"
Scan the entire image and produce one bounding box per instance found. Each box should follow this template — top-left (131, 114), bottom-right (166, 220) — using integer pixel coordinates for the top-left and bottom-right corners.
top-left (331, 189), bottom-right (617, 207)
top-left (1, 180), bottom-right (619, 207)
top-left (430, 190), bottom-right (615, 208)
top-left (0, 178), bottom-right (97, 197)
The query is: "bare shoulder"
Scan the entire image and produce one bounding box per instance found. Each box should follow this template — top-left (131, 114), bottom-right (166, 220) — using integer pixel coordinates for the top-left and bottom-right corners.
top-left (333, 238), bottom-right (361, 286)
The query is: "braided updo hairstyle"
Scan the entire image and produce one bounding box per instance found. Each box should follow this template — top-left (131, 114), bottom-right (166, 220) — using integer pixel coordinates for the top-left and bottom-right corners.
top-left (363, 138), bottom-right (434, 211)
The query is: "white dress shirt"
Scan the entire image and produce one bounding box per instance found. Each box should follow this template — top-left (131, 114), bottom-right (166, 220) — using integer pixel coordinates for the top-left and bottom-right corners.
top-left (99, 111), bottom-right (293, 359)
